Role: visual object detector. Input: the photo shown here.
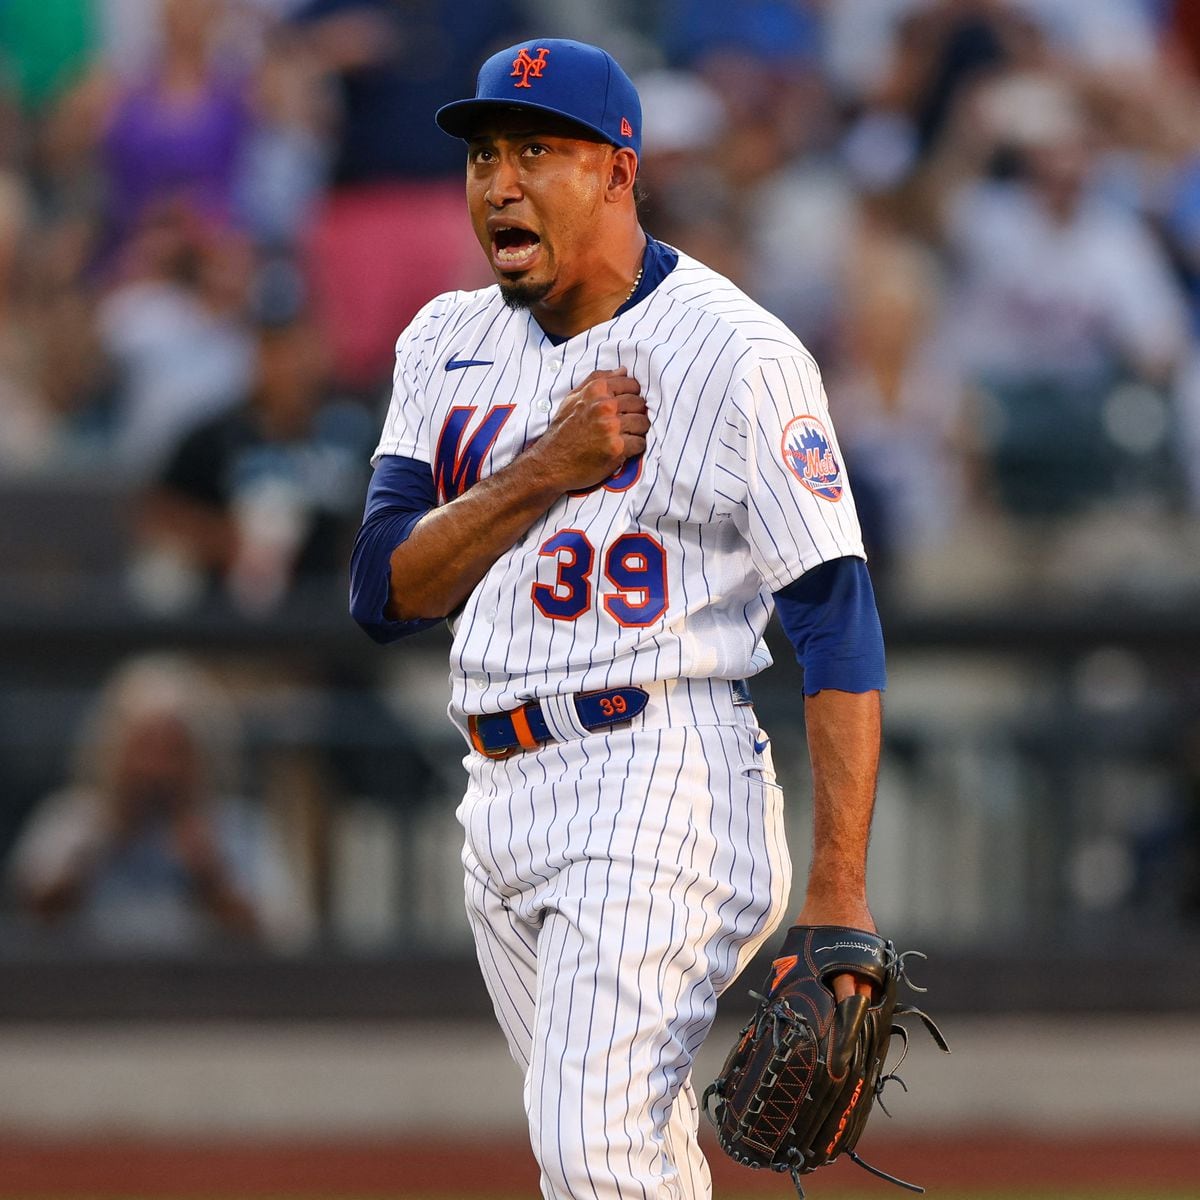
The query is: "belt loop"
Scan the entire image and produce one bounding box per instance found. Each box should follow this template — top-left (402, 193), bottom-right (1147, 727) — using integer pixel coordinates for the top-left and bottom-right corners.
top-left (540, 693), bottom-right (592, 742)
top-left (509, 705), bottom-right (540, 751)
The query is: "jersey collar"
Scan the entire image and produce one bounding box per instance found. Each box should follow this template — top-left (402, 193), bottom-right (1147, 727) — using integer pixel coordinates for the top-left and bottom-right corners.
top-left (540, 234), bottom-right (680, 346)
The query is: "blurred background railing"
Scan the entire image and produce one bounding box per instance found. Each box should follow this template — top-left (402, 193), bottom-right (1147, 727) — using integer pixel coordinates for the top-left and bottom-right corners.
top-left (0, 501), bottom-right (1196, 1019)
top-left (1, 0), bottom-right (1200, 1024)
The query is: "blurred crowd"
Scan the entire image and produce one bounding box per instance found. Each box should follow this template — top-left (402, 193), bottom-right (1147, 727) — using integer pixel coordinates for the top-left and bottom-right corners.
top-left (0, 0), bottom-right (1199, 611)
top-left (3, 0), bottom-right (1200, 951)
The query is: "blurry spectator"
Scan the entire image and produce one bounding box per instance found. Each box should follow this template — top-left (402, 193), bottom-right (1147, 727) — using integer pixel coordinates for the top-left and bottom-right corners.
top-left (1010, 0), bottom-right (1163, 70)
top-left (131, 264), bottom-right (373, 615)
top-left (827, 2), bottom-right (1051, 262)
top-left (98, 0), bottom-right (256, 254)
top-left (634, 69), bottom-right (748, 282)
top-left (10, 0), bottom-right (269, 471)
top-left (6, 654), bottom-right (304, 952)
top-left (288, 0), bottom-right (517, 393)
top-left (745, 115), bottom-right (857, 352)
top-left (97, 203), bottom-right (256, 473)
top-left (0, 164), bottom-right (117, 471)
top-left (869, 0), bottom-right (1038, 163)
top-left (740, 60), bottom-right (864, 351)
top-left (820, 0), bottom-right (926, 105)
top-left (289, 0), bottom-right (517, 186)
top-left (25, 222), bottom-right (119, 464)
top-left (940, 72), bottom-right (1191, 513)
top-left (0, 169), bottom-right (56, 468)
top-left (95, 0), bottom-right (173, 79)
top-left (95, 0), bottom-right (304, 79)
top-left (0, 0), bottom-right (99, 116)
top-left (946, 73), bottom-right (1188, 384)
top-left (41, 1), bottom-right (338, 471)
top-left (658, 0), bottom-right (821, 71)
top-left (36, 0), bottom-right (297, 249)
top-left (519, 0), bottom-right (644, 52)
top-left (1124, 72), bottom-right (1200, 334)
top-left (235, 21), bottom-right (332, 251)
top-left (653, 13), bottom-right (849, 343)
top-left (826, 230), bottom-right (969, 585)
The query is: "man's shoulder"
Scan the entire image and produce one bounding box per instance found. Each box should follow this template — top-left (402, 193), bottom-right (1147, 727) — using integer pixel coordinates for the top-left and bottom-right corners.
top-left (402, 284), bottom-right (502, 335)
top-left (392, 285), bottom-right (507, 381)
top-left (653, 250), bottom-right (817, 371)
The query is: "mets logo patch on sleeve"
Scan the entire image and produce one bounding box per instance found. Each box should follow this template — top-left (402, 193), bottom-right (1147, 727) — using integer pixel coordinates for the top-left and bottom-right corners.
top-left (781, 415), bottom-right (843, 501)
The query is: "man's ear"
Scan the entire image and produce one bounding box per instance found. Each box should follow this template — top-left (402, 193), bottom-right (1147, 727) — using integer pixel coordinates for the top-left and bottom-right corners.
top-left (607, 147), bottom-right (639, 202)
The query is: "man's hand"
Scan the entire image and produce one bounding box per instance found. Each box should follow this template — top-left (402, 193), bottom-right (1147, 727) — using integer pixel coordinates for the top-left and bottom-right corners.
top-left (704, 923), bottom-right (949, 1192)
top-left (529, 368), bottom-right (648, 493)
top-left (794, 902), bottom-right (877, 1001)
top-left (385, 368), bottom-right (648, 621)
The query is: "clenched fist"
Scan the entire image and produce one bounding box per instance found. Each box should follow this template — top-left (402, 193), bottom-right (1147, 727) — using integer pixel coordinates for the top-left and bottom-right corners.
top-left (531, 368), bottom-right (649, 494)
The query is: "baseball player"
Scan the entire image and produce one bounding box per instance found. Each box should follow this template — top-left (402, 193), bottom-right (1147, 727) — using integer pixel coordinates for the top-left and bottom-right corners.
top-left (350, 38), bottom-right (886, 1200)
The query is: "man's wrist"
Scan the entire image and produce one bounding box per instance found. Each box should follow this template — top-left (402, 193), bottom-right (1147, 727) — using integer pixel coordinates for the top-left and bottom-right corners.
top-left (795, 886), bottom-right (873, 931)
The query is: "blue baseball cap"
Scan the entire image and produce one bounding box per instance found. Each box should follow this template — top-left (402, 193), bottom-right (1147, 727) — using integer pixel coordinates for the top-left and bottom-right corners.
top-left (436, 38), bottom-right (641, 159)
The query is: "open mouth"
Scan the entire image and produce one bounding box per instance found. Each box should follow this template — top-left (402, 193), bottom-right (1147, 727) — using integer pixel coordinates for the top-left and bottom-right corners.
top-left (492, 226), bottom-right (541, 269)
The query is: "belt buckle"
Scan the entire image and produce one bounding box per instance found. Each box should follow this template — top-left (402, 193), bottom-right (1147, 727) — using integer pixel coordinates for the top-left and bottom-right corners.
top-left (467, 714), bottom-right (517, 760)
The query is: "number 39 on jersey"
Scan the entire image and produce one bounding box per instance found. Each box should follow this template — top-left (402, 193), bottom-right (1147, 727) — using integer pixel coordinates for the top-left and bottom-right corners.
top-left (532, 528), bottom-right (668, 628)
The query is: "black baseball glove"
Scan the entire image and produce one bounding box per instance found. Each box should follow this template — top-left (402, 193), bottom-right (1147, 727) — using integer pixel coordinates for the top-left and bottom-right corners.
top-left (702, 924), bottom-right (949, 1198)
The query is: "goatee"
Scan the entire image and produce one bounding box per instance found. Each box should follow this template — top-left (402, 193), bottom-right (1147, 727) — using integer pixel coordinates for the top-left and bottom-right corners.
top-left (499, 277), bottom-right (553, 311)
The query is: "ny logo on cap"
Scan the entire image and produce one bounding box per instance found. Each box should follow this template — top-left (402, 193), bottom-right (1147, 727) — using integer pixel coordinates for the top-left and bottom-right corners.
top-left (511, 47), bottom-right (550, 88)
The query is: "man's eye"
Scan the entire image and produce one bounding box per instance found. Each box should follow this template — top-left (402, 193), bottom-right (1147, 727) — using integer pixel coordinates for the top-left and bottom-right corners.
top-left (524, 143), bottom-right (549, 157)
top-left (469, 148), bottom-right (496, 164)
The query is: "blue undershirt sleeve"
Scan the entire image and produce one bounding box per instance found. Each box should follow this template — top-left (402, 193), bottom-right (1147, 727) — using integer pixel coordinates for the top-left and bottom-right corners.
top-left (773, 557), bottom-right (887, 695)
top-left (349, 455), bottom-right (441, 643)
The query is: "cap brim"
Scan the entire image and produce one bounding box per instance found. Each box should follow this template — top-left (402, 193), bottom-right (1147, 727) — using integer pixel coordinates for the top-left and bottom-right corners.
top-left (435, 98), bottom-right (617, 147)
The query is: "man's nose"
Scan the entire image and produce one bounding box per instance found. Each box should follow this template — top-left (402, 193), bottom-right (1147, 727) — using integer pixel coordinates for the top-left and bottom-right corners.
top-left (486, 157), bottom-right (522, 207)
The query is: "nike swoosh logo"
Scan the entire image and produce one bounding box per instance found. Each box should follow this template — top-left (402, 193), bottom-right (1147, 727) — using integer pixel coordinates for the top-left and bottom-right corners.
top-left (445, 356), bottom-right (494, 371)
top-left (753, 737), bottom-right (769, 753)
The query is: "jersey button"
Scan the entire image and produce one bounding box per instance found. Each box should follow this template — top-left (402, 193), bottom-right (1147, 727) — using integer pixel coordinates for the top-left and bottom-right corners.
top-left (535, 397), bottom-right (552, 413)
top-left (547, 357), bottom-right (563, 371)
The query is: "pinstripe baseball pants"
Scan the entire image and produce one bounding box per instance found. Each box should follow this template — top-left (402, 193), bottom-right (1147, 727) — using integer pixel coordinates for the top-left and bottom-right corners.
top-left (456, 680), bottom-right (792, 1199)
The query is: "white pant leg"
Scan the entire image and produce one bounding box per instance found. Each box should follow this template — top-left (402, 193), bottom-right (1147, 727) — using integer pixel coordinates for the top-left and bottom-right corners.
top-left (463, 844), bottom-right (538, 1072)
top-left (460, 722), bottom-right (791, 1200)
top-left (662, 1075), bottom-right (710, 1199)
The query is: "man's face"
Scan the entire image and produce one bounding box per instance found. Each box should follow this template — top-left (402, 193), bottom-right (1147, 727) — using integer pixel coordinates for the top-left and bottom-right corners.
top-left (465, 111), bottom-right (615, 310)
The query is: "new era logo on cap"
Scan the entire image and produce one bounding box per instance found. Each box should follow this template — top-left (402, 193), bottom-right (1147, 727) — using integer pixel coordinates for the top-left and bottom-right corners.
top-left (436, 38), bottom-right (642, 158)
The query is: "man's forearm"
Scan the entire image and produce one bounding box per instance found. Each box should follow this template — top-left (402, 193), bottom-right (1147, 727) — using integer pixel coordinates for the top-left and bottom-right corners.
top-left (385, 452), bottom-right (565, 620)
top-left (384, 368), bottom-right (650, 621)
top-left (796, 688), bottom-right (882, 931)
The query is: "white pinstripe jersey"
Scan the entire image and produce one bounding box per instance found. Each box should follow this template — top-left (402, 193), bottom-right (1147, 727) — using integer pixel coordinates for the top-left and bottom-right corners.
top-left (373, 249), bottom-right (865, 717)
